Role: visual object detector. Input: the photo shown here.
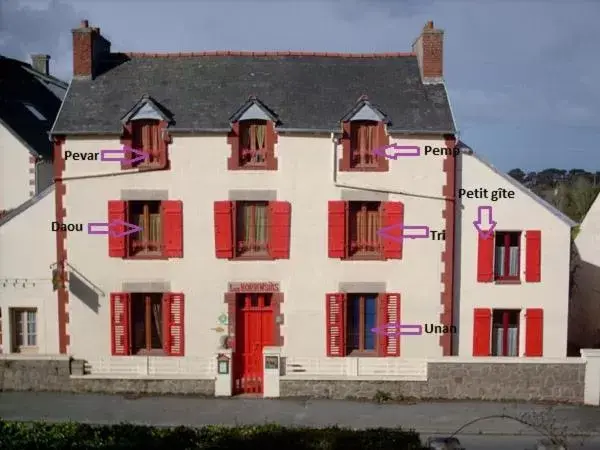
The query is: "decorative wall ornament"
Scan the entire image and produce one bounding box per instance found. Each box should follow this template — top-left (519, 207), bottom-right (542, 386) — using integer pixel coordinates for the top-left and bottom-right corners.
top-left (217, 313), bottom-right (229, 325)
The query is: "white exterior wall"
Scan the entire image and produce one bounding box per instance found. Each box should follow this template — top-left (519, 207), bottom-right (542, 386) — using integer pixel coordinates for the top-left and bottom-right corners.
top-left (0, 123), bottom-right (32, 211)
top-left (61, 134), bottom-right (448, 360)
top-left (571, 194), bottom-right (600, 348)
top-left (0, 189), bottom-right (58, 354)
top-left (457, 154), bottom-right (572, 358)
top-left (59, 136), bottom-right (572, 364)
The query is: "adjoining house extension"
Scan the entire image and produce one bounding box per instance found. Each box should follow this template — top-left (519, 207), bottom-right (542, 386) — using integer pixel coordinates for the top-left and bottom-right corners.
top-left (5, 19), bottom-right (600, 405)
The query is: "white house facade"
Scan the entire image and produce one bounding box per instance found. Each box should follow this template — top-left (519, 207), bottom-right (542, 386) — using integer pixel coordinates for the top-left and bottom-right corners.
top-left (28, 20), bottom-right (576, 394)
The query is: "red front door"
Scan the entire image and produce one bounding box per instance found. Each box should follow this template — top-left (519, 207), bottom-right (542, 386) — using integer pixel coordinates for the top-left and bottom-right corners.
top-left (234, 293), bottom-right (274, 394)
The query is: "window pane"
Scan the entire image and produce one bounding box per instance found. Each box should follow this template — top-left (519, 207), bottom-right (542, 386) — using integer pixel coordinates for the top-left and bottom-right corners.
top-left (27, 311), bottom-right (37, 346)
top-left (491, 325), bottom-right (502, 356)
top-left (131, 300), bottom-right (146, 352)
top-left (255, 204), bottom-right (268, 244)
top-left (15, 312), bottom-right (24, 346)
top-left (363, 296), bottom-right (377, 350)
top-left (507, 326), bottom-right (518, 356)
top-left (494, 246), bottom-right (505, 277)
top-left (150, 298), bottom-right (163, 349)
top-left (508, 246), bottom-right (519, 276)
top-left (149, 213), bottom-right (161, 244)
top-left (347, 297), bottom-right (360, 351)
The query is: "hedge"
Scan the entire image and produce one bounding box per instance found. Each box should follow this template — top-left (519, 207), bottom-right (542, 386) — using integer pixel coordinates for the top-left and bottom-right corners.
top-left (0, 420), bottom-right (426, 449)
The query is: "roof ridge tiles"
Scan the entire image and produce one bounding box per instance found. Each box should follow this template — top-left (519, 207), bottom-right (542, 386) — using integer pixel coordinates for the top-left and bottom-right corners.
top-left (124, 51), bottom-right (416, 58)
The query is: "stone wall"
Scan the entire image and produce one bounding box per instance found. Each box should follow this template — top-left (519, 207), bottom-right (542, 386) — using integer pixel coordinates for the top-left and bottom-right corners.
top-left (0, 358), bottom-right (215, 396)
top-left (280, 363), bottom-right (586, 403)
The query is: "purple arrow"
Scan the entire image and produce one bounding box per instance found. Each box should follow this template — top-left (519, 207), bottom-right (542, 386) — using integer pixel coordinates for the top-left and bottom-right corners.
top-left (473, 206), bottom-right (497, 239)
top-left (371, 323), bottom-right (423, 336)
top-left (87, 220), bottom-right (142, 238)
top-left (377, 224), bottom-right (430, 243)
top-left (100, 146), bottom-right (149, 164)
top-left (373, 144), bottom-right (420, 160)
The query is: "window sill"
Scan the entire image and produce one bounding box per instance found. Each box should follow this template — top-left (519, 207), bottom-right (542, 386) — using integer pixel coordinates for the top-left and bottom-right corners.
top-left (346, 351), bottom-right (378, 357)
top-left (342, 254), bottom-right (386, 261)
top-left (340, 166), bottom-right (388, 172)
top-left (124, 255), bottom-right (169, 260)
top-left (228, 165), bottom-right (277, 171)
top-left (232, 254), bottom-right (275, 261)
top-left (15, 346), bottom-right (38, 354)
top-left (134, 162), bottom-right (169, 171)
top-left (134, 349), bottom-right (167, 356)
top-left (494, 279), bottom-right (522, 285)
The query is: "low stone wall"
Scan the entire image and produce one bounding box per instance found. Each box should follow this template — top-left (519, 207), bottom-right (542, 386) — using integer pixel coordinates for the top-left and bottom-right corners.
top-left (0, 358), bottom-right (215, 396)
top-left (280, 363), bottom-right (586, 403)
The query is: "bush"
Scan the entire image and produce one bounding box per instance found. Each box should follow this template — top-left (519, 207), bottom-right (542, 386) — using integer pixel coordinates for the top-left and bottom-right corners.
top-left (0, 420), bottom-right (425, 450)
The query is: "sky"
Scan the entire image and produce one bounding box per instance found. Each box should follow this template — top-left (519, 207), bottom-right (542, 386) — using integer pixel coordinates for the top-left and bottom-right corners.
top-left (1, 0), bottom-right (599, 173)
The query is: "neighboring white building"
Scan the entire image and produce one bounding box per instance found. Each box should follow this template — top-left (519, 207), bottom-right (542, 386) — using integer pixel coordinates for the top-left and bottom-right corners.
top-left (0, 186), bottom-right (58, 354)
top-left (23, 19), bottom-right (576, 394)
top-left (0, 54), bottom-right (67, 215)
top-left (570, 192), bottom-right (600, 349)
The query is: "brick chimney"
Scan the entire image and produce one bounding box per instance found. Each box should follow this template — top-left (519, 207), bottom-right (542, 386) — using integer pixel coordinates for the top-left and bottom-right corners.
top-left (412, 20), bottom-right (444, 82)
top-left (30, 54), bottom-right (50, 75)
top-left (72, 19), bottom-right (111, 79)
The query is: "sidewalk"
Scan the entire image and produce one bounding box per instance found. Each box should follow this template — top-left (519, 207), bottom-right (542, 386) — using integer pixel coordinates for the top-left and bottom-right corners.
top-left (0, 392), bottom-right (598, 436)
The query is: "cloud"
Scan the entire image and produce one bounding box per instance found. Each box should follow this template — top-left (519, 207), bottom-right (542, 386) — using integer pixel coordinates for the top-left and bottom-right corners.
top-left (0, 0), bottom-right (86, 78)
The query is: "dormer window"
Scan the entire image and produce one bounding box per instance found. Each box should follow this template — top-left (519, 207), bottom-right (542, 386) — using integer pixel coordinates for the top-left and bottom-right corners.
top-left (350, 120), bottom-right (379, 168)
top-left (120, 95), bottom-right (172, 171)
top-left (339, 98), bottom-right (390, 172)
top-left (131, 119), bottom-right (163, 168)
top-left (240, 120), bottom-right (268, 167)
top-left (227, 97), bottom-right (278, 171)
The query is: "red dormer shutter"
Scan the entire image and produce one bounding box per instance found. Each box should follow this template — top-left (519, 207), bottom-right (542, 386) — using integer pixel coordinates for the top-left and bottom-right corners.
top-left (328, 201), bottom-right (347, 258)
top-left (214, 201), bottom-right (234, 258)
top-left (108, 200), bottom-right (127, 258)
top-left (161, 200), bottom-right (183, 258)
top-left (382, 201), bottom-right (404, 259)
top-left (268, 201), bottom-right (291, 259)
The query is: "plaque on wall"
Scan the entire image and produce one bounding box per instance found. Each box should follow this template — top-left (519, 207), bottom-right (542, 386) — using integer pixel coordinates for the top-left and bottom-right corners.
top-left (265, 356), bottom-right (279, 370)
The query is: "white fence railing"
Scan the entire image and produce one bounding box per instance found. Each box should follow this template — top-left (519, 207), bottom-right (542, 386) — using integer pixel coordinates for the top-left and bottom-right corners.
top-left (84, 356), bottom-right (216, 379)
top-left (282, 357), bottom-right (428, 381)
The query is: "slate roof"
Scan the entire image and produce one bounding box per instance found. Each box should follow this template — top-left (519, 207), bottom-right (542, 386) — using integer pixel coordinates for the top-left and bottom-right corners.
top-left (51, 53), bottom-right (456, 135)
top-left (0, 56), bottom-right (68, 158)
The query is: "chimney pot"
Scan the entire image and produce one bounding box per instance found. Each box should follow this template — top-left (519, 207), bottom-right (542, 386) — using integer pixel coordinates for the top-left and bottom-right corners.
top-left (30, 54), bottom-right (50, 75)
top-left (426, 20), bottom-right (434, 29)
top-left (81, 20), bottom-right (89, 28)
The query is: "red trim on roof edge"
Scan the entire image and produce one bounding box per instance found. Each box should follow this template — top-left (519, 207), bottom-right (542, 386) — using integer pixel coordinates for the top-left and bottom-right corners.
top-left (53, 136), bottom-right (70, 354)
top-left (125, 51), bottom-right (416, 58)
top-left (439, 134), bottom-right (456, 356)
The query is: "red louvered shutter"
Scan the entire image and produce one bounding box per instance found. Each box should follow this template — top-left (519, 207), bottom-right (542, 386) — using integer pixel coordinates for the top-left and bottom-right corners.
top-left (477, 234), bottom-right (494, 282)
top-left (161, 200), bottom-right (183, 257)
top-left (378, 293), bottom-right (401, 357)
top-left (121, 124), bottom-right (133, 170)
top-left (472, 308), bottom-right (491, 356)
top-left (525, 230), bottom-right (541, 282)
top-left (525, 308), bottom-right (543, 356)
top-left (268, 201), bottom-right (291, 259)
top-left (164, 293), bottom-right (185, 356)
top-left (110, 292), bottom-right (131, 355)
top-left (108, 201), bottom-right (127, 258)
top-left (382, 202), bottom-right (404, 259)
top-left (328, 201), bottom-right (347, 258)
top-left (214, 201), bottom-right (234, 258)
top-left (326, 293), bottom-right (346, 356)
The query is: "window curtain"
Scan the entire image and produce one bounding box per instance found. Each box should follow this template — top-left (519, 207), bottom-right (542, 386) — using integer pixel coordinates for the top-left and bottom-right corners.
top-left (152, 303), bottom-right (162, 346)
top-left (492, 325), bottom-right (518, 356)
top-left (495, 246), bottom-right (519, 277)
top-left (254, 204), bottom-right (267, 244)
top-left (363, 296), bottom-right (376, 350)
top-left (356, 207), bottom-right (381, 248)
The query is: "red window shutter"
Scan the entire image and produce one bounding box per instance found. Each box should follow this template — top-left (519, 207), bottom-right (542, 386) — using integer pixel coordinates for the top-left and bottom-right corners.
top-left (161, 200), bottom-right (183, 258)
top-left (108, 200), bottom-right (127, 258)
top-left (110, 292), bottom-right (131, 356)
top-left (525, 308), bottom-right (543, 356)
top-left (525, 230), bottom-right (542, 282)
top-left (328, 201), bottom-right (347, 258)
top-left (378, 293), bottom-right (401, 357)
top-left (382, 202), bottom-right (404, 259)
top-left (326, 293), bottom-right (346, 356)
top-left (477, 234), bottom-right (494, 282)
top-left (472, 308), bottom-right (491, 356)
top-left (268, 201), bottom-right (291, 259)
top-left (214, 201), bottom-right (234, 258)
top-left (163, 293), bottom-right (185, 356)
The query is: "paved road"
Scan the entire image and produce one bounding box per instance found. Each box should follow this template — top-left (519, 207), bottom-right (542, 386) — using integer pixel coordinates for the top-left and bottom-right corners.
top-left (426, 435), bottom-right (600, 449)
top-left (1, 392), bottom-right (599, 448)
